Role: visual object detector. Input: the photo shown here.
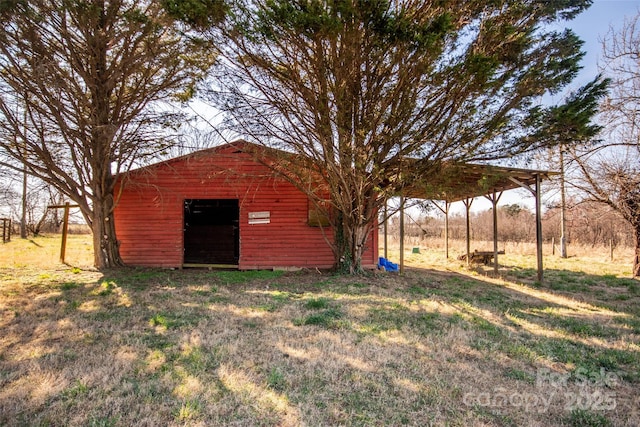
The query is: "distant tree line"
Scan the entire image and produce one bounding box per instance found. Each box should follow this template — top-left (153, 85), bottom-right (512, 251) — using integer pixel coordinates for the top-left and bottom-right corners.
top-left (1, 0), bottom-right (634, 274)
top-left (387, 201), bottom-right (634, 248)
top-left (0, 176), bottom-right (74, 236)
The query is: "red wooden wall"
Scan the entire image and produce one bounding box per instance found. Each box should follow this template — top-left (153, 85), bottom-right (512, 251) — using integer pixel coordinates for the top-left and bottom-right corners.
top-left (114, 142), bottom-right (378, 269)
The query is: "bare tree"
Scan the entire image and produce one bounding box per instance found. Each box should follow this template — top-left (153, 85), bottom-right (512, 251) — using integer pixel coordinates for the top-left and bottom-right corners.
top-left (0, 0), bottom-right (222, 267)
top-left (571, 147), bottom-right (640, 275)
top-left (20, 182), bottom-right (64, 236)
top-left (540, 77), bottom-right (609, 258)
top-left (569, 13), bottom-right (640, 276)
top-left (0, 166), bottom-right (62, 236)
top-left (203, 0), bottom-right (591, 272)
top-left (163, 122), bottom-right (226, 158)
top-left (0, 162), bottom-right (19, 219)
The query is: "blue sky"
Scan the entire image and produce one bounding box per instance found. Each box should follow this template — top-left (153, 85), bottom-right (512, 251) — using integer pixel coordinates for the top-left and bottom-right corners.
top-left (557, 0), bottom-right (640, 93)
top-left (458, 0), bottom-right (640, 214)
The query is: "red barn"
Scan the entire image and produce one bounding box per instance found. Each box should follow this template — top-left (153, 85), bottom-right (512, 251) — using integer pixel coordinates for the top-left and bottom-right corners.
top-left (114, 141), bottom-right (379, 269)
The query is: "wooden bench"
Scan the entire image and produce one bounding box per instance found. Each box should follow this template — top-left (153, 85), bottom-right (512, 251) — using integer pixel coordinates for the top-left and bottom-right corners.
top-left (458, 250), bottom-right (505, 265)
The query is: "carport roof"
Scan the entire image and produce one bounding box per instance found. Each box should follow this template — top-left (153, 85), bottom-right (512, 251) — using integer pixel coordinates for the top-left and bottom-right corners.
top-left (402, 162), bottom-right (558, 202)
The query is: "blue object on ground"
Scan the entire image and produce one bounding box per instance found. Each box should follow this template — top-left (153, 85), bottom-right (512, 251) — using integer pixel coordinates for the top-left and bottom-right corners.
top-left (377, 257), bottom-right (398, 272)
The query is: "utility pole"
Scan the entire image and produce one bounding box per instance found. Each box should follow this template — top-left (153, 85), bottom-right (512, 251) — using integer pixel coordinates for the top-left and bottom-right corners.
top-left (19, 99), bottom-right (28, 239)
top-left (20, 167), bottom-right (27, 238)
top-left (559, 145), bottom-right (568, 258)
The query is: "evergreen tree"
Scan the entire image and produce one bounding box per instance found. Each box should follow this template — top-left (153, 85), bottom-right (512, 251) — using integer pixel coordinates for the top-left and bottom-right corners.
top-left (192, 0), bottom-right (592, 271)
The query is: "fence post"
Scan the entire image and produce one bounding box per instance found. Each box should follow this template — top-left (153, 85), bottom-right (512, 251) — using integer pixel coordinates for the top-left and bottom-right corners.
top-left (1, 218), bottom-right (10, 243)
top-left (610, 239), bottom-right (614, 261)
top-left (60, 203), bottom-right (70, 263)
top-left (47, 202), bottom-right (80, 264)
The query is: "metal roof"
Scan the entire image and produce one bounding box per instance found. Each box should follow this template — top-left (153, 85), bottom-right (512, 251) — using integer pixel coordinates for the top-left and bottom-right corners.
top-left (402, 162), bottom-right (558, 202)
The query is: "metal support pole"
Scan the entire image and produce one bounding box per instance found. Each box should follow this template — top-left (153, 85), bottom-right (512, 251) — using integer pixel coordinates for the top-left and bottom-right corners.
top-left (535, 174), bottom-right (544, 283)
top-left (493, 195), bottom-right (499, 273)
top-left (383, 200), bottom-right (388, 260)
top-left (508, 175), bottom-right (546, 283)
top-left (399, 196), bottom-right (405, 275)
top-left (484, 190), bottom-right (503, 274)
top-left (463, 198), bottom-right (473, 266)
top-left (433, 201), bottom-right (450, 260)
top-left (445, 201), bottom-right (450, 259)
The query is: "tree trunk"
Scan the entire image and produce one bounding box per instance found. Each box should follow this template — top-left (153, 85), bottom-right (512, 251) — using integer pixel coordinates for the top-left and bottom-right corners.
top-left (91, 194), bottom-right (123, 269)
top-left (334, 212), bottom-right (370, 274)
top-left (350, 223), bottom-right (368, 273)
top-left (85, 0), bottom-right (123, 270)
top-left (634, 227), bottom-right (640, 277)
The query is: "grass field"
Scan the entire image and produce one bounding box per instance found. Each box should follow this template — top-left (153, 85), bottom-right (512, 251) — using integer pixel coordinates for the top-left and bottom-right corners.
top-left (0, 235), bottom-right (638, 426)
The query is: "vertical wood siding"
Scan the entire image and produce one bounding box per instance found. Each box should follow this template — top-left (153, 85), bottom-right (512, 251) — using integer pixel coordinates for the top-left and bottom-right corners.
top-left (114, 143), bottom-right (378, 269)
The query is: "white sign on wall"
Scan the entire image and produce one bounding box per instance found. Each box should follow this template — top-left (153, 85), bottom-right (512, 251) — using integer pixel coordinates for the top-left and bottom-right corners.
top-left (248, 211), bottom-right (270, 224)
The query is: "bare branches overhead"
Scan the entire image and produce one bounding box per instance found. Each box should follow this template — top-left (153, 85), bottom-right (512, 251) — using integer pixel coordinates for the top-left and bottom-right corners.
top-left (203, 0), bottom-right (591, 271)
top-left (0, 0), bottom-right (221, 267)
top-left (570, 11), bottom-right (640, 276)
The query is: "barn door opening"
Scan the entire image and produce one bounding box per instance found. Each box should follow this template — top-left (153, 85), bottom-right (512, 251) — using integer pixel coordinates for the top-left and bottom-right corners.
top-left (183, 199), bottom-right (239, 266)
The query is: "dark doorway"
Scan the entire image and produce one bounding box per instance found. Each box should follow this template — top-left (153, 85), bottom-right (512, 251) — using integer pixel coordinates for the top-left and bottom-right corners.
top-left (184, 199), bottom-right (239, 265)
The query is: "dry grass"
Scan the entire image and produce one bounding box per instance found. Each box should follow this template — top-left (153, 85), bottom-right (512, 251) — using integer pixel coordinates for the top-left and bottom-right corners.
top-left (0, 235), bottom-right (639, 426)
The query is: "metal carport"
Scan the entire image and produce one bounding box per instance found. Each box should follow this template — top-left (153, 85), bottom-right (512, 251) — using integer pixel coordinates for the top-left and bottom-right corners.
top-left (386, 162), bottom-right (557, 282)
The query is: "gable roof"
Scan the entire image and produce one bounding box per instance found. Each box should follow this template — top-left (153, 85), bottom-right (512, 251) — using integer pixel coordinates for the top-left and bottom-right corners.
top-left (120, 139), bottom-right (556, 202)
top-left (119, 139), bottom-right (259, 177)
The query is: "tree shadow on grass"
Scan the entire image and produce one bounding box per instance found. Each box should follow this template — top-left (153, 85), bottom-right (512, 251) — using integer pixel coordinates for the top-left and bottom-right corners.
top-left (1, 266), bottom-right (639, 426)
top-left (27, 239), bottom-right (43, 248)
top-left (491, 265), bottom-right (640, 311)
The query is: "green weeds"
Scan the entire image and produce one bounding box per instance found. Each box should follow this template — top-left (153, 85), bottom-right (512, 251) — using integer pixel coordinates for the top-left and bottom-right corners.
top-left (62, 380), bottom-right (88, 400)
top-left (173, 399), bottom-right (201, 422)
top-left (303, 297), bottom-right (331, 309)
top-left (2, 237), bottom-right (639, 426)
top-left (213, 270), bottom-right (284, 284)
top-left (294, 307), bottom-right (344, 328)
top-left (566, 409), bottom-right (612, 427)
top-left (266, 367), bottom-right (287, 391)
top-left (148, 311), bottom-right (200, 329)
